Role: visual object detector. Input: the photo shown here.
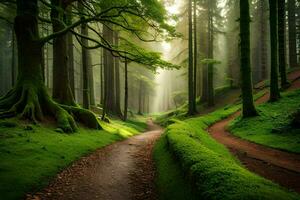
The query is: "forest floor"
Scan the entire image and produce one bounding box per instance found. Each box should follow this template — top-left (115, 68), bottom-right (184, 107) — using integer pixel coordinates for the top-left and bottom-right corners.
top-left (208, 71), bottom-right (300, 193)
top-left (27, 120), bottom-right (163, 200)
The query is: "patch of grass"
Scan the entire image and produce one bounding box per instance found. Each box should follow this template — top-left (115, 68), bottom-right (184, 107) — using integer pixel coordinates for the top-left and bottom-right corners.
top-left (0, 119), bottom-right (146, 200)
top-left (154, 101), bottom-right (299, 200)
top-left (229, 89), bottom-right (300, 153)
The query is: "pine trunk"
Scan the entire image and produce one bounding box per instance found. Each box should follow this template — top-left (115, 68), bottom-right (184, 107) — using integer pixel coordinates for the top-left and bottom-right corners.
top-left (278, 0), bottom-right (288, 88)
top-left (239, 0), bottom-right (258, 117)
top-left (269, 0), bottom-right (281, 101)
top-left (288, 0), bottom-right (297, 68)
top-left (188, 0), bottom-right (195, 115)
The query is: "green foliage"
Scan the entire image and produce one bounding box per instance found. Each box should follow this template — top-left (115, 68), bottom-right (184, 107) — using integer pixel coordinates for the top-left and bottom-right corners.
top-left (154, 105), bottom-right (300, 200)
top-left (229, 89), bottom-right (300, 153)
top-left (0, 119), bottom-right (146, 200)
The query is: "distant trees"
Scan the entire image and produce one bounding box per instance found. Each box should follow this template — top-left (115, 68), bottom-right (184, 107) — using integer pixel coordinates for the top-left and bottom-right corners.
top-left (239, 0), bottom-right (257, 117)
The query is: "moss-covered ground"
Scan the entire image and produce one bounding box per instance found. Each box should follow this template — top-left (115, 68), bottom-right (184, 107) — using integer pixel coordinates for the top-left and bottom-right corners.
top-left (0, 118), bottom-right (146, 200)
top-left (154, 91), bottom-right (300, 200)
top-left (229, 89), bottom-right (300, 153)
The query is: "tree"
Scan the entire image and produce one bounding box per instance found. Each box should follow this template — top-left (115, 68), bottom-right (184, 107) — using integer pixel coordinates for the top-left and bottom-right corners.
top-left (278, 0), bottom-right (289, 88)
top-left (123, 57), bottom-right (129, 121)
top-left (207, 0), bottom-right (214, 107)
top-left (188, 0), bottom-right (196, 115)
top-left (239, 0), bottom-right (258, 117)
top-left (288, 0), bottom-right (298, 68)
top-left (193, 0), bottom-right (198, 103)
top-left (114, 31), bottom-right (122, 117)
top-left (51, 0), bottom-right (76, 106)
top-left (269, 0), bottom-right (281, 101)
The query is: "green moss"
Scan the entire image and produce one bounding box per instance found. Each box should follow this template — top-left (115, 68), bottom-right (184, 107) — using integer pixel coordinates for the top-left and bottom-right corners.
top-left (154, 97), bottom-right (299, 199)
top-left (153, 135), bottom-right (198, 200)
top-left (0, 118), bottom-right (146, 200)
top-left (229, 89), bottom-right (300, 153)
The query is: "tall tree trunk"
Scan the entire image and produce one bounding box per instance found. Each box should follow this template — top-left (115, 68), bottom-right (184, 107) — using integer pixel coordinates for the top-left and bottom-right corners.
top-left (89, 54), bottom-right (95, 106)
top-left (11, 28), bottom-right (16, 87)
top-left (269, 0), bottom-right (281, 101)
top-left (123, 58), bottom-right (128, 121)
top-left (207, 2), bottom-right (214, 107)
top-left (193, 0), bottom-right (198, 103)
top-left (100, 49), bottom-right (104, 105)
top-left (114, 32), bottom-right (122, 117)
top-left (259, 0), bottom-right (268, 80)
top-left (66, 7), bottom-right (75, 98)
top-left (138, 80), bottom-right (142, 115)
top-left (239, 0), bottom-right (258, 117)
top-left (103, 26), bottom-right (116, 114)
top-left (81, 22), bottom-right (90, 109)
top-left (188, 0), bottom-right (195, 115)
top-left (288, 0), bottom-right (297, 68)
top-left (278, 0), bottom-right (289, 88)
top-left (51, 0), bottom-right (75, 106)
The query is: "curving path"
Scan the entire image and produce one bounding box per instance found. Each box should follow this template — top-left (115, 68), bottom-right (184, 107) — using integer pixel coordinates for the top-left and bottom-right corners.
top-left (208, 72), bottom-right (300, 193)
top-left (27, 120), bottom-right (163, 200)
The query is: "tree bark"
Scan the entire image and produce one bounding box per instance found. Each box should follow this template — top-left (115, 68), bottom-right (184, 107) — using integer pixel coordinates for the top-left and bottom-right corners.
top-left (51, 0), bottom-right (76, 106)
top-left (239, 0), bottom-right (258, 117)
top-left (207, 1), bottom-right (214, 107)
top-left (278, 0), bottom-right (289, 88)
top-left (81, 22), bottom-right (90, 109)
top-left (269, 0), bottom-right (281, 101)
top-left (114, 32), bottom-right (122, 117)
top-left (123, 58), bottom-right (128, 121)
top-left (288, 0), bottom-right (298, 68)
top-left (193, 0), bottom-right (198, 102)
top-left (188, 0), bottom-right (196, 115)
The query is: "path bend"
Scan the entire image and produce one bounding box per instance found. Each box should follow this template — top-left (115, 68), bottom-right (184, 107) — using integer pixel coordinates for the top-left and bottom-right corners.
top-left (208, 73), bottom-right (300, 193)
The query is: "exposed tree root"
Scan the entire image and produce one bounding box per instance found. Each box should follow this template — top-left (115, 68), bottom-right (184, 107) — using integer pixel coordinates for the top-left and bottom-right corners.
top-left (61, 105), bottom-right (102, 130)
top-left (0, 84), bottom-right (102, 133)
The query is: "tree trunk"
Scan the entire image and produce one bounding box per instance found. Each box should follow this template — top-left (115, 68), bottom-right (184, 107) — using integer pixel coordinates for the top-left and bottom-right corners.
top-left (193, 0), bottom-right (198, 102)
top-left (278, 0), bottom-right (289, 88)
top-left (288, 0), bottom-right (297, 68)
top-left (260, 0), bottom-right (268, 80)
top-left (188, 0), bottom-right (195, 115)
top-left (269, 0), bottom-right (281, 101)
top-left (51, 1), bottom-right (75, 106)
top-left (81, 22), bottom-right (90, 109)
top-left (239, 0), bottom-right (258, 117)
top-left (114, 32), bottom-right (122, 117)
top-left (138, 80), bottom-right (142, 115)
top-left (11, 28), bottom-right (16, 87)
top-left (207, 2), bottom-right (214, 107)
top-left (89, 53), bottom-right (95, 106)
top-left (123, 58), bottom-right (128, 121)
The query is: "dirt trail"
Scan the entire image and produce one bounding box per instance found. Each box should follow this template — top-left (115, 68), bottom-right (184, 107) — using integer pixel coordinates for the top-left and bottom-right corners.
top-left (208, 71), bottom-right (300, 193)
top-left (28, 120), bottom-right (163, 200)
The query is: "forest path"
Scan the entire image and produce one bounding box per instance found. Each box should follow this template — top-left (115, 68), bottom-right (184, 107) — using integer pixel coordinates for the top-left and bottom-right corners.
top-left (208, 71), bottom-right (300, 193)
top-left (29, 120), bottom-right (163, 200)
